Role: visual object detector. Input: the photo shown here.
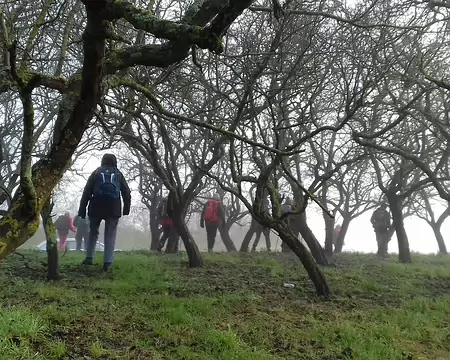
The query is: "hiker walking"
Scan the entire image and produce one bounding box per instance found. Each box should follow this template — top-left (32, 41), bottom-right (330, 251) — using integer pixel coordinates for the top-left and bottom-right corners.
top-left (200, 194), bottom-right (226, 252)
top-left (156, 197), bottom-right (177, 252)
top-left (54, 212), bottom-right (76, 250)
top-left (251, 197), bottom-right (271, 252)
top-left (78, 153), bottom-right (131, 271)
top-left (371, 203), bottom-right (392, 256)
top-left (73, 215), bottom-right (90, 251)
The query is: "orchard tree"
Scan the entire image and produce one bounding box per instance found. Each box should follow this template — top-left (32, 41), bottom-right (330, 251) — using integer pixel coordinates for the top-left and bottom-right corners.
top-left (328, 159), bottom-right (380, 253)
top-left (0, 0), bottom-right (263, 261)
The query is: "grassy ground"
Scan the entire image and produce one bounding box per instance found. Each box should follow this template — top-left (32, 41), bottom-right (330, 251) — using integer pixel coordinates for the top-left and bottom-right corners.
top-left (1, 251), bottom-right (450, 360)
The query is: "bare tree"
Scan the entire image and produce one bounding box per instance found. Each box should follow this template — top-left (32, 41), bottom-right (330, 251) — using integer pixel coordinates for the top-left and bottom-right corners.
top-left (408, 189), bottom-right (449, 253)
top-left (0, 0), bottom-right (260, 260)
top-left (328, 159), bottom-right (380, 253)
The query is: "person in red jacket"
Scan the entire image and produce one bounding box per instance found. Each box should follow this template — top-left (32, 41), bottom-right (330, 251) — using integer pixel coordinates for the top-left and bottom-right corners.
top-left (156, 197), bottom-right (177, 252)
top-left (200, 194), bottom-right (226, 252)
top-left (54, 212), bottom-right (76, 250)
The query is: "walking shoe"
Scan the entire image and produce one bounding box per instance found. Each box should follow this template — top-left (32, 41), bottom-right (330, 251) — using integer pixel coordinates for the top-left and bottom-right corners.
top-left (82, 258), bottom-right (93, 265)
top-left (103, 262), bottom-right (112, 272)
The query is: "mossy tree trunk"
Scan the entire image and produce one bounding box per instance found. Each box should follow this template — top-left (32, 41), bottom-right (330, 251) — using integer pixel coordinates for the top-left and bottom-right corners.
top-left (0, 0), bottom-right (255, 259)
top-left (41, 197), bottom-right (59, 280)
top-left (0, 0), bottom-right (108, 259)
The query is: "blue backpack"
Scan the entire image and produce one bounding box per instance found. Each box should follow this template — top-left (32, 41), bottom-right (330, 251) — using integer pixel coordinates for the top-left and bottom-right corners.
top-left (93, 166), bottom-right (121, 200)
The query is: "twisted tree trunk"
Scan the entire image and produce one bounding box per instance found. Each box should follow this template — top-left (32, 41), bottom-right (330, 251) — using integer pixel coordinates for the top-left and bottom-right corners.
top-left (0, 0), bottom-right (108, 259)
top-left (291, 213), bottom-right (329, 266)
top-left (273, 222), bottom-right (330, 296)
top-left (239, 219), bottom-right (258, 252)
top-left (333, 216), bottom-right (350, 254)
top-left (430, 223), bottom-right (447, 254)
top-left (219, 222), bottom-right (237, 252)
top-left (388, 195), bottom-right (411, 263)
top-left (168, 193), bottom-right (203, 267)
top-left (0, 0), bottom-right (255, 260)
top-left (41, 198), bottom-right (59, 280)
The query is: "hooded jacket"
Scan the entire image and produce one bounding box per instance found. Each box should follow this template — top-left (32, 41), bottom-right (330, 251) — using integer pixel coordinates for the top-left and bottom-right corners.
top-left (200, 199), bottom-right (226, 227)
top-left (78, 154), bottom-right (131, 219)
top-left (371, 206), bottom-right (391, 230)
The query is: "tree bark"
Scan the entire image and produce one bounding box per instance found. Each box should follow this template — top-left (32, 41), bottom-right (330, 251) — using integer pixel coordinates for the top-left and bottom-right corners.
top-left (219, 223), bottom-right (237, 252)
top-left (430, 223), bottom-right (447, 254)
top-left (41, 198), bottom-right (59, 280)
top-left (149, 192), bottom-right (162, 250)
top-left (148, 200), bottom-right (161, 251)
top-left (0, 0), bottom-right (257, 260)
top-left (333, 216), bottom-right (350, 254)
top-left (273, 222), bottom-right (330, 296)
top-left (291, 213), bottom-right (329, 266)
top-left (0, 0), bottom-right (108, 259)
top-left (165, 234), bottom-right (179, 253)
top-left (150, 219), bottom-right (161, 251)
top-left (323, 213), bottom-right (335, 257)
top-left (321, 183), bottom-right (334, 257)
top-left (388, 195), bottom-right (411, 263)
top-left (239, 220), bottom-right (257, 252)
top-left (170, 202), bottom-right (203, 267)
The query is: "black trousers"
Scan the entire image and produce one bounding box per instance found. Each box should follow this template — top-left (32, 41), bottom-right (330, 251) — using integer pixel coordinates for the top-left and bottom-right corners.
top-left (75, 228), bottom-right (89, 251)
top-left (375, 227), bottom-right (390, 256)
top-left (205, 222), bottom-right (219, 251)
top-left (158, 225), bottom-right (176, 251)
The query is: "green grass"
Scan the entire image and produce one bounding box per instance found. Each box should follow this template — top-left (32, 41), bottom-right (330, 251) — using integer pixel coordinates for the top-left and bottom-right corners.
top-left (1, 251), bottom-right (450, 359)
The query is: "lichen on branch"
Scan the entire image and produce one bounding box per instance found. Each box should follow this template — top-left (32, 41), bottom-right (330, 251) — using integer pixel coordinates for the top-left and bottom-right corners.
top-left (108, 0), bottom-right (224, 53)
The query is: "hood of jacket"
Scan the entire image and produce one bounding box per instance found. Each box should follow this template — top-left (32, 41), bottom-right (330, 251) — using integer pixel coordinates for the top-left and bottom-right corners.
top-left (101, 153), bottom-right (117, 167)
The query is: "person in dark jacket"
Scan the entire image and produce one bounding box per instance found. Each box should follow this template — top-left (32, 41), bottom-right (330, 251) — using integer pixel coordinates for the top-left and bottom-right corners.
top-left (200, 194), bottom-right (226, 252)
top-left (78, 154), bottom-right (131, 271)
top-left (371, 203), bottom-right (392, 256)
top-left (73, 215), bottom-right (90, 251)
